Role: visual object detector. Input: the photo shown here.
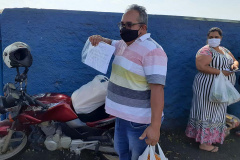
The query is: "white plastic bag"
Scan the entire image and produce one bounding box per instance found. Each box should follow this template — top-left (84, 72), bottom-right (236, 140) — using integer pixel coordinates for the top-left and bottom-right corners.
top-left (225, 78), bottom-right (240, 105)
top-left (209, 71), bottom-right (240, 105)
top-left (71, 75), bottom-right (109, 114)
top-left (209, 71), bottom-right (228, 103)
top-left (138, 143), bottom-right (168, 160)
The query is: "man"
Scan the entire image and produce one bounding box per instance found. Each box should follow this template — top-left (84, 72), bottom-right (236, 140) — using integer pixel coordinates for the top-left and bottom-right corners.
top-left (89, 4), bottom-right (167, 160)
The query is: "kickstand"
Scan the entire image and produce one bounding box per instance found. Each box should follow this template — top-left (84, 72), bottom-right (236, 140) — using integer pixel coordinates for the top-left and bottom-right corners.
top-left (95, 142), bottom-right (100, 153)
top-left (93, 143), bottom-right (102, 160)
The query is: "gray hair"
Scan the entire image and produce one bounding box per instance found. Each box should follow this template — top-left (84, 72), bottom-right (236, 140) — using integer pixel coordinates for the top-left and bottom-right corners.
top-left (125, 4), bottom-right (148, 26)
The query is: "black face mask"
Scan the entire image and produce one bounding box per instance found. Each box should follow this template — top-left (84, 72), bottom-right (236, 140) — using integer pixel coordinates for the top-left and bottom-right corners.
top-left (120, 27), bottom-right (141, 42)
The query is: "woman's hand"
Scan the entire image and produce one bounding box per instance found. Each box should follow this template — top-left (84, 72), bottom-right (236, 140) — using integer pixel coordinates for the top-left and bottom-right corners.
top-left (222, 70), bottom-right (233, 76)
top-left (231, 64), bottom-right (239, 71)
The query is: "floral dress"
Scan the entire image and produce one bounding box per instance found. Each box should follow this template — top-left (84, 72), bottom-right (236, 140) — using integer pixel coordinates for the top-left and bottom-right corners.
top-left (185, 45), bottom-right (236, 144)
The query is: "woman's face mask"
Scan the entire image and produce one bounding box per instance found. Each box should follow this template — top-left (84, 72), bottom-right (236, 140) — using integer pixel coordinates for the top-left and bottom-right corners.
top-left (208, 38), bottom-right (221, 47)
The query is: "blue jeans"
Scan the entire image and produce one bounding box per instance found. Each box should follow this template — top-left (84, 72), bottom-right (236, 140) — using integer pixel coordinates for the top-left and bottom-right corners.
top-left (114, 118), bottom-right (150, 160)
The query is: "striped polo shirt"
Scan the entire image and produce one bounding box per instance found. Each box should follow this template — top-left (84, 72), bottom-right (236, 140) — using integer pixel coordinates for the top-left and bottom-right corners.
top-left (105, 33), bottom-right (167, 124)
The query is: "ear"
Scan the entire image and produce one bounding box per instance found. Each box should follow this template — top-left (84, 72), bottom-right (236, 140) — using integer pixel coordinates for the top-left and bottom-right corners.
top-left (141, 24), bottom-right (147, 31)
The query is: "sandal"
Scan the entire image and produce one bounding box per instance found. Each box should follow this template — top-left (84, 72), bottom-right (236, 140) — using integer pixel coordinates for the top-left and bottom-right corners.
top-left (208, 146), bottom-right (218, 152)
top-left (199, 145), bottom-right (218, 153)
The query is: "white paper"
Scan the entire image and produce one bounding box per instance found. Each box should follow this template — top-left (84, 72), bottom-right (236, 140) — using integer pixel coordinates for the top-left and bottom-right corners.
top-left (83, 40), bottom-right (115, 74)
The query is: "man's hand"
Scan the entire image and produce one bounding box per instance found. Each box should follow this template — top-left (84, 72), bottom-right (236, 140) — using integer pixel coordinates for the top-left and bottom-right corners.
top-left (89, 35), bottom-right (104, 46)
top-left (139, 125), bottom-right (160, 146)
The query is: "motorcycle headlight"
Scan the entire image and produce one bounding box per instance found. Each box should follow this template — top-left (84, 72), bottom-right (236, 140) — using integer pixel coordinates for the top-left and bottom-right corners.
top-left (5, 92), bottom-right (19, 108)
top-left (0, 83), bottom-right (20, 114)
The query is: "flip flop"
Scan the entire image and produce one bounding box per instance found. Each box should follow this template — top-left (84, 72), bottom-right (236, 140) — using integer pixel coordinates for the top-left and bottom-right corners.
top-left (199, 145), bottom-right (218, 152)
top-left (208, 146), bottom-right (218, 152)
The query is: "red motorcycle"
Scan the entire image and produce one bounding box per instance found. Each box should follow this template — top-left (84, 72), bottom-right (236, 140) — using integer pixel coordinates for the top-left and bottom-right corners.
top-left (0, 42), bottom-right (115, 159)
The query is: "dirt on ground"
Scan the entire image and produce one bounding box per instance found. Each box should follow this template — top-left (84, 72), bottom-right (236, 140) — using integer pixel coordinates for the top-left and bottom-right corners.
top-left (159, 128), bottom-right (240, 160)
top-left (10, 124), bottom-right (240, 160)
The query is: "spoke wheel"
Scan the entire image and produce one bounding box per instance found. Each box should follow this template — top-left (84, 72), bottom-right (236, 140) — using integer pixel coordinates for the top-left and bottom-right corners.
top-left (0, 131), bottom-right (28, 160)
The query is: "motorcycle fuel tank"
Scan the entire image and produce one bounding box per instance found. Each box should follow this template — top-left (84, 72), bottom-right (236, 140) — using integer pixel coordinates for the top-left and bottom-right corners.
top-left (19, 93), bottom-right (78, 124)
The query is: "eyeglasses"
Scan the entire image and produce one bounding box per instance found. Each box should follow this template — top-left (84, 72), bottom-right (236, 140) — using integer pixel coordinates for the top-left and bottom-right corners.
top-left (118, 22), bottom-right (145, 29)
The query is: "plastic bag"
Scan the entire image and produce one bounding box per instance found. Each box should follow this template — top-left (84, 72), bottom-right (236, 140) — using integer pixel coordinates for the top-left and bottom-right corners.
top-left (71, 75), bottom-right (109, 114)
top-left (138, 143), bottom-right (168, 160)
top-left (81, 39), bottom-right (93, 64)
top-left (226, 113), bottom-right (240, 129)
top-left (209, 71), bottom-right (228, 103)
top-left (225, 78), bottom-right (240, 105)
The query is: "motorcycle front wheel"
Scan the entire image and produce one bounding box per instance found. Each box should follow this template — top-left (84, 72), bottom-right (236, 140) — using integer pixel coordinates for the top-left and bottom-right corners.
top-left (0, 131), bottom-right (28, 160)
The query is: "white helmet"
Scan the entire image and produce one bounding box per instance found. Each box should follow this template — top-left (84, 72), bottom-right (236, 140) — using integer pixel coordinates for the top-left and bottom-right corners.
top-left (3, 42), bottom-right (32, 68)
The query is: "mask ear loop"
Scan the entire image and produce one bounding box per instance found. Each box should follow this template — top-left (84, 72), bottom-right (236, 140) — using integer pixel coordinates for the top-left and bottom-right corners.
top-left (138, 23), bottom-right (147, 37)
top-left (138, 25), bottom-right (143, 37)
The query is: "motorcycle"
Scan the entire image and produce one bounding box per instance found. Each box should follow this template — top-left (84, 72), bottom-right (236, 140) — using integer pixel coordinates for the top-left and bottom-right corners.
top-left (0, 43), bottom-right (115, 160)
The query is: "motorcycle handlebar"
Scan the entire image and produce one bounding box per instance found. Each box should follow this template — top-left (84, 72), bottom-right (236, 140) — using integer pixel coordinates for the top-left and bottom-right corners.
top-left (24, 93), bottom-right (48, 110)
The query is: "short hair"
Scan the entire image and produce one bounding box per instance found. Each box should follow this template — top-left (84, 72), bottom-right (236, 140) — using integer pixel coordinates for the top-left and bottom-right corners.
top-left (207, 27), bottom-right (223, 37)
top-left (125, 4), bottom-right (148, 26)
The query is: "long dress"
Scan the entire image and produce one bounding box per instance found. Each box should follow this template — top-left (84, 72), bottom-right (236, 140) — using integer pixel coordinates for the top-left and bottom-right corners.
top-left (185, 45), bottom-right (236, 145)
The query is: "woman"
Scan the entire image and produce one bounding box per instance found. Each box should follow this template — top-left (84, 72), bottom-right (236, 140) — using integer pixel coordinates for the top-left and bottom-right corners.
top-left (185, 27), bottom-right (239, 152)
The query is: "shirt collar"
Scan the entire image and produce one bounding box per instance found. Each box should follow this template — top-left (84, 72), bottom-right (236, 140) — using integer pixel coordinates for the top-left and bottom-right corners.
top-left (137, 33), bottom-right (151, 41)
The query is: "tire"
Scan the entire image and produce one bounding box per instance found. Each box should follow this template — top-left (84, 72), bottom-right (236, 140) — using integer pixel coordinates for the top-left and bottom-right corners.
top-left (0, 131), bottom-right (28, 160)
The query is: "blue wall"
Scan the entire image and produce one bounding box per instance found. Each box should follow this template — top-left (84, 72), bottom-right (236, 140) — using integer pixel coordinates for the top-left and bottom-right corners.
top-left (1, 8), bottom-right (240, 125)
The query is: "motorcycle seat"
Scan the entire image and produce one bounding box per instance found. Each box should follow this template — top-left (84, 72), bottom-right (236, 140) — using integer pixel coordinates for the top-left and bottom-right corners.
top-left (77, 104), bottom-right (110, 123)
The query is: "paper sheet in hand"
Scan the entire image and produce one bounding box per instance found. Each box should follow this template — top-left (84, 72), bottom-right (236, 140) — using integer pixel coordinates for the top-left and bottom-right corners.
top-left (82, 40), bottom-right (115, 74)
